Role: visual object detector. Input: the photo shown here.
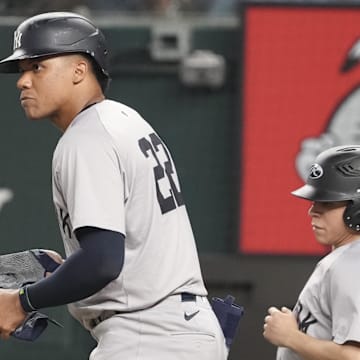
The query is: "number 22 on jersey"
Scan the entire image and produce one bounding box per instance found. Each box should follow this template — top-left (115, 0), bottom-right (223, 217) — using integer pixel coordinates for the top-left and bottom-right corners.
top-left (138, 133), bottom-right (184, 214)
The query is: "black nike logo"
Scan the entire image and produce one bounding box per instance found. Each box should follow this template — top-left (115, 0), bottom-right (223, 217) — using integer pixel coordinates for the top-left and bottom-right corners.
top-left (184, 310), bottom-right (200, 321)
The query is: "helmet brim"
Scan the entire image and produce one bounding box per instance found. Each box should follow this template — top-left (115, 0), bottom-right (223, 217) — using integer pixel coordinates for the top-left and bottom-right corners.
top-left (0, 50), bottom-right (51, 73)
top-left (0, 51), bottom-right (73, 73)
top-left (291, 184), bottom-right (352, 202)
top-left (0, 51), bottom-right (110, 78)
top-left (0, 54), bottom-right (24, 73)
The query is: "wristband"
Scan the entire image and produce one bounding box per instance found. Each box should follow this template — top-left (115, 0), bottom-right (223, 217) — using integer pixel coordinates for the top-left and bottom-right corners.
top-left (19, 285), bottom-right (37, 313)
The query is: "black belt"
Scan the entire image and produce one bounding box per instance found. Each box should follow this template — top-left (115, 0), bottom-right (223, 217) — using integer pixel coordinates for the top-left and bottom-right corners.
top-left (180, 292), bottom-right (197, 302)
top-left (90, 293), bottom-right (197, 328)
top-left (90, 310), bottom-right (120, 328)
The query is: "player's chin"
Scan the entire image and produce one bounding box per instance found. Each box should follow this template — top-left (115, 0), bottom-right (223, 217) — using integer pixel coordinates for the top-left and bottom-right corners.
top-left (313, 234), bottom-right (331, 247)
top-left (22, 108), bottom-right (47, 121)
top-left (312, 230), bottom-right (325, 243)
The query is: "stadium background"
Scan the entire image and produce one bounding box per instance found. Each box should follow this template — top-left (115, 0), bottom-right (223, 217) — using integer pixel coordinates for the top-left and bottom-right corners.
top-left (0, 1), bottom-right (357, 358)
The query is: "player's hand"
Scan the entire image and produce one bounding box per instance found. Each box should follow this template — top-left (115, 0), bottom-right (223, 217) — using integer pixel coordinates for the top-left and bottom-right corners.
top-left (0, 288), bottom-right (27, 340)
top-left (43, 250), bottom-right (64, 277)
top-left (263, 306), bottom-right (299, 347)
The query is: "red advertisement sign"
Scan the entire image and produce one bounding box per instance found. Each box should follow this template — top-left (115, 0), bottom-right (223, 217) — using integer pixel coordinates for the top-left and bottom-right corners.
top-left (239, 4), bottom-right (360, 254)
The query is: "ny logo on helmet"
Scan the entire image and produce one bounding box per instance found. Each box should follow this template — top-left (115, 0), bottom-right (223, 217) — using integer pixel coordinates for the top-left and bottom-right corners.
top-left (309, 164), bottom-right (324, 179)
top-left (13, 30), bottom-right (22, 50)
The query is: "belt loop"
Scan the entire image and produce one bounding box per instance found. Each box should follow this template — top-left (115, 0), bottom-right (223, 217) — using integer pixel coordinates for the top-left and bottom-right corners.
top-left (181, 292), bottom-right (196, 302)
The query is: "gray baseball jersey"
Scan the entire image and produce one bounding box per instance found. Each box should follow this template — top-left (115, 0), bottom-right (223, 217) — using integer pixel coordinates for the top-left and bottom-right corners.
top-left (277, 239), bottom-right (360, 360)
top-left (52, 99), bottom-right (207, 327)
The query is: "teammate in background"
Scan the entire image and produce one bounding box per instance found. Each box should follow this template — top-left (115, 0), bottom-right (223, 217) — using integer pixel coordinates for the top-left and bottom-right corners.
top-left (263, 145), bottom-right (360, 359)
top-left (0, 12), bottom-right (227, 359)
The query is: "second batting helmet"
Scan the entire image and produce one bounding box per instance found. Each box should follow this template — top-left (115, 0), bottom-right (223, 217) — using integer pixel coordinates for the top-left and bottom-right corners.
top-left (0, 12), bottom-right (109, 78)
top-left (292, 145), bottom-right (360, 231)
top-left (292, 145), bottom-right (360, 202)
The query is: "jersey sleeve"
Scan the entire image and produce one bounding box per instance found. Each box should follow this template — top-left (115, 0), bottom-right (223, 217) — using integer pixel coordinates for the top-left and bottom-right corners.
top-left (55, 129), bottom-right (126, 235)
top-left (329, 249), bottom-right (360, 344)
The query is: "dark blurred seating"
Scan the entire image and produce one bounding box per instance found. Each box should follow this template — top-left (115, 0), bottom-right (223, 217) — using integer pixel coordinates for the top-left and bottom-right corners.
top-left (0, 0), bottom-right (239, 16)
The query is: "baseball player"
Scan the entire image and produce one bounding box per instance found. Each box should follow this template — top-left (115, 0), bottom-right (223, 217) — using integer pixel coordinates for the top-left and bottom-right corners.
top-left (263, 145), bottom-right (360, 359)
top-left (0, 12), bottom-right (228, 359)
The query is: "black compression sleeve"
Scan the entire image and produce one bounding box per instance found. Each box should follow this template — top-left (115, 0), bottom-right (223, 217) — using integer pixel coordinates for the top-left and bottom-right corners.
top-left (23, 227), bottom-right (125, 310)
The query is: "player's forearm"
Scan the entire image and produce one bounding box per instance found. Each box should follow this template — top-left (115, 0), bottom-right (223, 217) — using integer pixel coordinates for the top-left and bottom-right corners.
top-left (21, 228), bottom-right (125, 311)
top-left (287, 331), bottom-right (360, 360)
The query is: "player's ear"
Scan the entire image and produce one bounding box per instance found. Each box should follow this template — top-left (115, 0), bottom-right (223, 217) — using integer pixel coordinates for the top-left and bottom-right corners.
top-left (72, 56), bottom-right (88, 85)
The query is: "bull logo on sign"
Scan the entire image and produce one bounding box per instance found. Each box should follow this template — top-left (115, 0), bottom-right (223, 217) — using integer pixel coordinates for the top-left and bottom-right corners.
top-left (296, 38), bottom-right (360, 180)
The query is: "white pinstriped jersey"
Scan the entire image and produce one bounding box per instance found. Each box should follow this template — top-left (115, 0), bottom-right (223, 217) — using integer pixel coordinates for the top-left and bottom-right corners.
top-left (277, 239), bottom-right (360, 360)
top-left (52, 99), bottom-right (207, 327)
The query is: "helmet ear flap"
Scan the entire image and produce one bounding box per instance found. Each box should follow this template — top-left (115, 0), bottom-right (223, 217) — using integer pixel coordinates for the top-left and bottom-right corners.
top-left (343, 199), bottom-right (360, 232)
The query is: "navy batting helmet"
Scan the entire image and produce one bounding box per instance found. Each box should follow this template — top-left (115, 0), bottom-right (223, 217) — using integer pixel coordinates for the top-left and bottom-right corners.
top-left (292, 145), bottom-right (360, 202)
top-left (0, 12), bottom-right (109, 79)
top-left (292, 145), bottom-right (360, 231)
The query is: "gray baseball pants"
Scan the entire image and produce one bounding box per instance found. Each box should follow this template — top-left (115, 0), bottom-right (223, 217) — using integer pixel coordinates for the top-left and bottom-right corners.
top-left (89, 294), bottom-right (228, 360)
